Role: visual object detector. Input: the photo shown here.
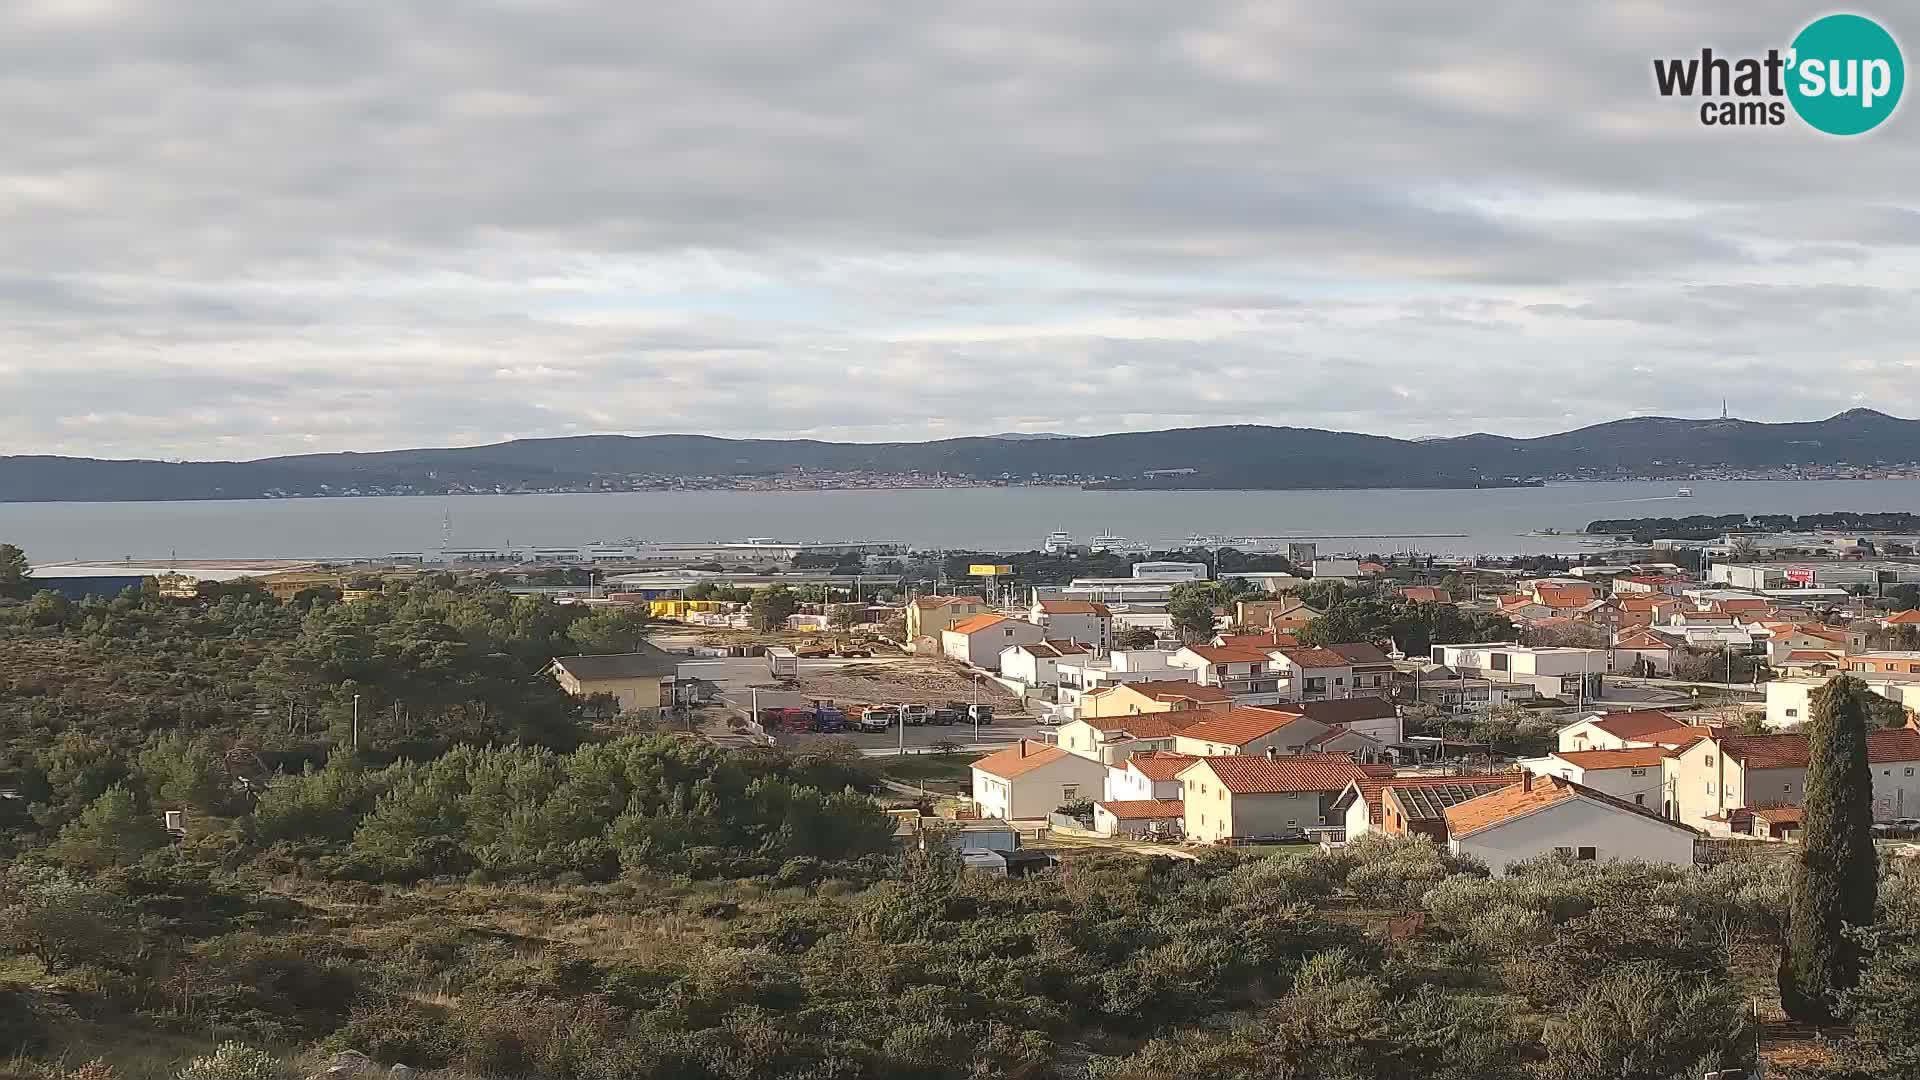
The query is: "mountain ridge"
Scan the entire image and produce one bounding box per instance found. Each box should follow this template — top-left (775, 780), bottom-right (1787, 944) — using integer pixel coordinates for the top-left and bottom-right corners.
top-left (3, 410), bottom-right (1916, 502)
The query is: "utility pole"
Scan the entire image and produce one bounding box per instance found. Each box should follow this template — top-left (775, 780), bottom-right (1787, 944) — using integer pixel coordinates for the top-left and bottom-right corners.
top-left (351, 694), bottom-right (360, 754)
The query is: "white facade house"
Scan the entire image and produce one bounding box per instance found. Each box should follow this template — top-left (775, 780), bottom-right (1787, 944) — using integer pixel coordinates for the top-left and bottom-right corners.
top-left (1268, 647), bottom-right (1357, 702)
top-left (1054, 650), bottom-right (1191, 709)
top-left (1102, 751), bottom-right (1194, 802)
top-left (970, 740), bottom-right (1108, 820)
top-left (1765, 676), bottom-right (1920, 730)
top-left (1029, 600), bottom-right (1115, 653)
top-left (1443, 774), bottom-right (1699, 875)
top-left (1555, 710), bottom-right (1693, 753)
top-left (1168, 646), bottom-right (1283, 704)
top-left (998, 640), bottom-right (1088, 687)
top-left (942, 614), bottom-right (1047, 668)
top-left (1517, 748), bottom-right (1668, 809)
top-left (1432, 643), bottom-right (1606, 701)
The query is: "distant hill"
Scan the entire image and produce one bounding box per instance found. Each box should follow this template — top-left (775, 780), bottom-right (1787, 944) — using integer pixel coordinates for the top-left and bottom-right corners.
top-left (4, 410), bottom-right (1919, 502)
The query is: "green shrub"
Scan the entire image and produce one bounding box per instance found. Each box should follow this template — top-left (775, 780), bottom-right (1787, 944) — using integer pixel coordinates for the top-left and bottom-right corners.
top-left (176, 1043), bottom-right (281, 1080)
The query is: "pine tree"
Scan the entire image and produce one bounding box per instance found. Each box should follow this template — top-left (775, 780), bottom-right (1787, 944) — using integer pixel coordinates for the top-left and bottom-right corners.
top-left (1779, 675), bottom-right (1879, 1022)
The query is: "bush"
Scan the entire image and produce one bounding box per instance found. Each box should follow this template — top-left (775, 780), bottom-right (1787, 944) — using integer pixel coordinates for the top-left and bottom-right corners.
top-left (177, 1043), bottom-right (282, 1080)
top-left (1340, 833), bottom-right (1485, 909)
top-left (1540, 961), bottom-right (1750, 1080)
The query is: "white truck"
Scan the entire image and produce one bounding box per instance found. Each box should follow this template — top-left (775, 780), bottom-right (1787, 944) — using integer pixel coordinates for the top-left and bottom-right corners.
top-left (765, 646), bottom-right (799, 681)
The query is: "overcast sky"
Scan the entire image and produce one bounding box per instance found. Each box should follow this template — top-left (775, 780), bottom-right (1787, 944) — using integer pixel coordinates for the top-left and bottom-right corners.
top-left (4, 0), bottom-right (1918, 460)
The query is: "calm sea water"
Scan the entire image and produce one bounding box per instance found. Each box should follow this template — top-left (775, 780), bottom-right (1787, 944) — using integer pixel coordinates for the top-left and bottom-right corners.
top-left (5, 479), bottom-right (1920, 562)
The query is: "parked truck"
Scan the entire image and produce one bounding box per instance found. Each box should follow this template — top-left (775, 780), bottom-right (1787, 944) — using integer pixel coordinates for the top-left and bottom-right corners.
top-left (765, 646), bottom-right (799, 680)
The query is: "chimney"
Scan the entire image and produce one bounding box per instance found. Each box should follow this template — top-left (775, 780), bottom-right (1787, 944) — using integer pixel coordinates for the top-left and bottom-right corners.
top-left (1521, 771), bottom-right (1534, 792)
top-left (1265, 745), bottom-right (1278, 760)
top-left (1019, 740), bottom-right (1030, 757)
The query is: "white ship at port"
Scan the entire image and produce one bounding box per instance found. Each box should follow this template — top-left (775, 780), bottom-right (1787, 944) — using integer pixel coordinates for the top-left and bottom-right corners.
top-left (1042, 529), bottom-right (1075, 553)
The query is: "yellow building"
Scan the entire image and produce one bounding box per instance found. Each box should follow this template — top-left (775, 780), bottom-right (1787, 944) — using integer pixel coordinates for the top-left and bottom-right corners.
top-left (906, 594), bottom-right (989, 641)
top-left (546, 647), bottom-right (680, 718)
top-left (1080, 680), bottom-right (1233, 719)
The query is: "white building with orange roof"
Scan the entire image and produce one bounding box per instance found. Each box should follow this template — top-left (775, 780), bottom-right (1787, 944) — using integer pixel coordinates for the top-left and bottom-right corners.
top-left (941, 613), bottom-right (1046, 668)
top-left (1517, 746), bottom-right (1670, 807)
top-left (1179, 754), bottom-right (1371, 843)
top-left (970, 740), bottom-right (1106, 821)
top-left (1172, 708), bottom-right (1331, 758)
top-left (1103, 750), bottom-right (1198, 802)
top-left (1610, 627), bottom-right (1675, 676)
top-left (1443, 772), bottom-right (1699, 874)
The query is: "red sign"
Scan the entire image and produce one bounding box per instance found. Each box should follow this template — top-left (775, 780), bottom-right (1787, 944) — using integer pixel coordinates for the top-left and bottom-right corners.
top-left (1785, 567), bottom-right (1815, 585)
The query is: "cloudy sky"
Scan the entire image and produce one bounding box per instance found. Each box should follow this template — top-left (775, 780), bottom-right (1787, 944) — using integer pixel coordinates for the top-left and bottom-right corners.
top-left (4, 0), bottom-right (1919, 460)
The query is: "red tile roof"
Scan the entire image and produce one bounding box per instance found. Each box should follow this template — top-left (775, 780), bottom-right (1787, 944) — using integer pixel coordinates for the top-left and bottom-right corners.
top-left (1184, 754), bottom-right (1369, 795)
top-left (1782, 650), bottom-right (1846, 664)
top-left (1132, 681), bottom-right (1232, 703)
top-left (1175, 708), bottom-right (1315, 747)
top-left (1081, 713), bottom-right (1204, 740)
top-left (1582, 710), bottom-right (1682, 740)
top-left (1750, 805), bottom-right (1804, 824)
top-left (1217, 632), bottom-right (1300, 649)
top-left (1713, 728), bottom-right (1920, 770)
top-left (1275, 697), bottom-right (1399, 728)
top-left (1552, 747), bottom-right (1671, 769)
top-left (1612, 628), bottom-right (1673, 650)
top-left (1127, 751), bottom-right (1200, 781)
top-left (971, 740), bottom-right (1075, 779)
top-left (1095, 798), bottom-right (1185, 820)
top-left (1443, 773), bottom-right (1696, 840)
top-left (1326, 642), bottom-right (1394, 666)
top-left (1400, 587), bottom-right (1452, 604)
top-left (1273, 646), bottom-right (1354, 669)
top-left (1884, 610), bottom-right (1920, 625)
top-left (947, 613), bottom-right (1009, 635)
top-left (1037, 600), bottom-right (1113, 616)
top-left (1183, 645), bottom-right (1274, 664)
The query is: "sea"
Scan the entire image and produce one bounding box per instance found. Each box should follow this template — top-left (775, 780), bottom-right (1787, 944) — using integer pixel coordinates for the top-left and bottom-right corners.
top-left (4, 478), bottom-right (1920, 564)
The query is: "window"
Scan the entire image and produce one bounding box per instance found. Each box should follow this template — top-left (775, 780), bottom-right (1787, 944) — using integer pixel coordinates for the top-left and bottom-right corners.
top-left (1062, 786), bottom-right (1078, 801)
top-left (1705, 754), bottom-right (1715, 766)
top-left (1631, 767), bottom-right (1647, 777)
top-left (1784, 784), bottom-right (1792, 793)
top-left (1706, 782), bottom-right (1714, 794)
top-left (1785, 708), bottom-right (1799, 718)
top-left (1635, 794), bottom-right (1646, 806)
top-left (1335, 677), bottom-right (1345, 686)
top-left (1218, 790), bottom-right (1224, 802)
top-left (1554, 846), bottom-right (1573, 857)
top-left (1907, 768), bottom-right (1916, 777)
top-left (1576, 846), bottom-right (1597, 861)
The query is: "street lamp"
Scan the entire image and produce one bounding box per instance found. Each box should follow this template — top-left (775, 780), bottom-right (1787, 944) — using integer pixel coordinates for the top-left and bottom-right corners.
top-left (351, 693), bottom-right (360, 754)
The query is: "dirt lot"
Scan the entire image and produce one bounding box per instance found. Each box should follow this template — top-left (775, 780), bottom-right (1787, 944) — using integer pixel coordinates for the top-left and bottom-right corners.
top-left (797, 658), bottom-right (1020, 710)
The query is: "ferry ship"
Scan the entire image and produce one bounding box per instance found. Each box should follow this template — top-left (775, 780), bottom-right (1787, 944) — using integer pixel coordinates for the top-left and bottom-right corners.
top-left (1042, 530), bottom-right (1075, 553)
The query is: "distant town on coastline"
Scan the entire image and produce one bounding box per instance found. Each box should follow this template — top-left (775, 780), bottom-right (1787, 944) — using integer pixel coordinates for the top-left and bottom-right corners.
top-left (5, 408), bottom-right (1920, 502)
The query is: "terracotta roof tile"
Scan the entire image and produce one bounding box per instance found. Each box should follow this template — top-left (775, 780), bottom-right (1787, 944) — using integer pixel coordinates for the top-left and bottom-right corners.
top-left (1183, 755), bottom-right (1369, 795)
top-left (1217, 632), bottom-right (1300, 649)
top-left (1095, 798), bottom-right (1185, 820)
top-left (1037, 600), bottom-right (1113, 616)
top-left (1273, 646), bottom-right (1354, 669)
top-left (1278, 697), bottom-right (1398, 728)
top-left (1612, 628), bottom-right (1673, 650)
top-left (1552, 747), bottom-right (1671, 769)
top-left (970, 740), bottom-right (1074, 779)
top-left (1443, 774), bottom-right (1696, 840)
top-left (1126, 751), bottom-right (1200, 781)
top-left (1399, 587), bottom-right (1452, 604)
top-left (947, 613), bottom-right (1009, 635)
top-left (1326, 642), bottom-right (1394, 666)
top-left (1884, 610), bottom-right (1920, 625)
top-left (1583, 710), bottom-right (1682, 740)
top-left (1082, 713), bottom-right (1206, 739)
top-left (1176, 708), bottom-right (1315, 747)
top-left (1711, 728), bottom-right (1920, 770)
top-left (1183, 645), bottom-right (1274, 664)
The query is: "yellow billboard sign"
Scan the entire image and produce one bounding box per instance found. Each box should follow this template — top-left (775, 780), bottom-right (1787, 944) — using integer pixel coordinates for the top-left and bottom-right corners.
top-left (969, 564), bottom-right (1013, 577)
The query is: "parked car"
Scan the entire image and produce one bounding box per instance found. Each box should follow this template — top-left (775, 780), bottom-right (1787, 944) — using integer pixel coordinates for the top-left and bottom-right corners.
top-left (901, 703), bottom-right (931, 726)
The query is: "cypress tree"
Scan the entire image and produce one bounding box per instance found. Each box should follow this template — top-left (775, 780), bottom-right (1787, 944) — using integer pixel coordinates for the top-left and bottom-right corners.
top-left (1778, 675), bottom-right (1879, 1022)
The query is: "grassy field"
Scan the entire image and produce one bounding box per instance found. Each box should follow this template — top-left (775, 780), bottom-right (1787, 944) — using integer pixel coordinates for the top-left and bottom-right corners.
top-left (874, 752), bottom-right (974, 791)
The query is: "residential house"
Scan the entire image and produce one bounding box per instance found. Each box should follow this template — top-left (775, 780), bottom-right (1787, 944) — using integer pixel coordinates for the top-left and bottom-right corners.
top-left (1079, 679), bottom-right (1231, 719)
top-left (1335, 774), bottom-right (1517, 842)
top-left (970, 740), bottom-right (1107, 821)
top-left (1285, 696), bottom-right (1403, 745)
top-left (1444, 772), bottom-right (1700, 874)
top-left (1776, 650), bottom-right (1849, 677)
top-left (1092, 798), bottom-right (1187, 837)
top-left (942, 614), bottom-right (1046, 668)
top-left (1234, 599), bottom-right (1319, 635)
top-left (998, 640), bottom-right (1088, 687)
top-left (1179, 755), bottom-right (1371, 843)
top-left (907, 594), bottom-right (989, 641)
top-left (1881, 610), bottom-right (1920, 630)
top-left (1556, 709), bottom-right (1686, 752)
top-left (1399, 586), bottom-right (1452, 604)
top-left (547, 647), bottom-right (679, 718)
top-left (1168, 645), bottom-right (1283, 704)
top-left (1056, 712), bottom-right (1205, 766)
top-left (1765, 675), bottom-right (1920, 729)
top-left (1029, 599), bottom-right (1114, 653)
top-left (1268, 646), bottom-right (1356, 702)
top-left (1214, 629), bottom-right (1300, 650)
top-left (1847, 651), bottom-right (1920, 676)
top-left (1173, 708), bottom-right (1330, 757)
top-left (1103, 750), bottom-right (1197, 802)
top-left (1400, 664), bottom-right (1539, 712)
top-left (1431, 643), bottom-right (1606, 702)
top-left (1325, 642), bottom-right (1394, 696)
top-left (1054, 649), bottom-right (1189, 709)
top-left (1311, 558), bottom-right (1363, 580)
top-left (1518, 747), bottom-right (1669, 808)
top-left (1613, 575), bottom-right (1689, 596)
top-left (1664, 726), bottom-right (1920, 831)
top-left (1304, 724), bottom-right (1391, 764)
top-left (1610, 627), bottom-right (1676, 676)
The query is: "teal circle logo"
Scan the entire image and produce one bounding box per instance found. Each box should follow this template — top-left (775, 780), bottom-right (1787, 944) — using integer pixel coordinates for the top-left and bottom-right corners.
top-left (1787, 14), bottom-right (1904, 135)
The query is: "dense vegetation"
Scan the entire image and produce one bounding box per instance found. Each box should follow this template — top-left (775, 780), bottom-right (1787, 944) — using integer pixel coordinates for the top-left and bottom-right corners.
top-left (1585, 510), bottom-right (1920, 541)
top-left (1294, 580), bottom-right (1515, 656)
